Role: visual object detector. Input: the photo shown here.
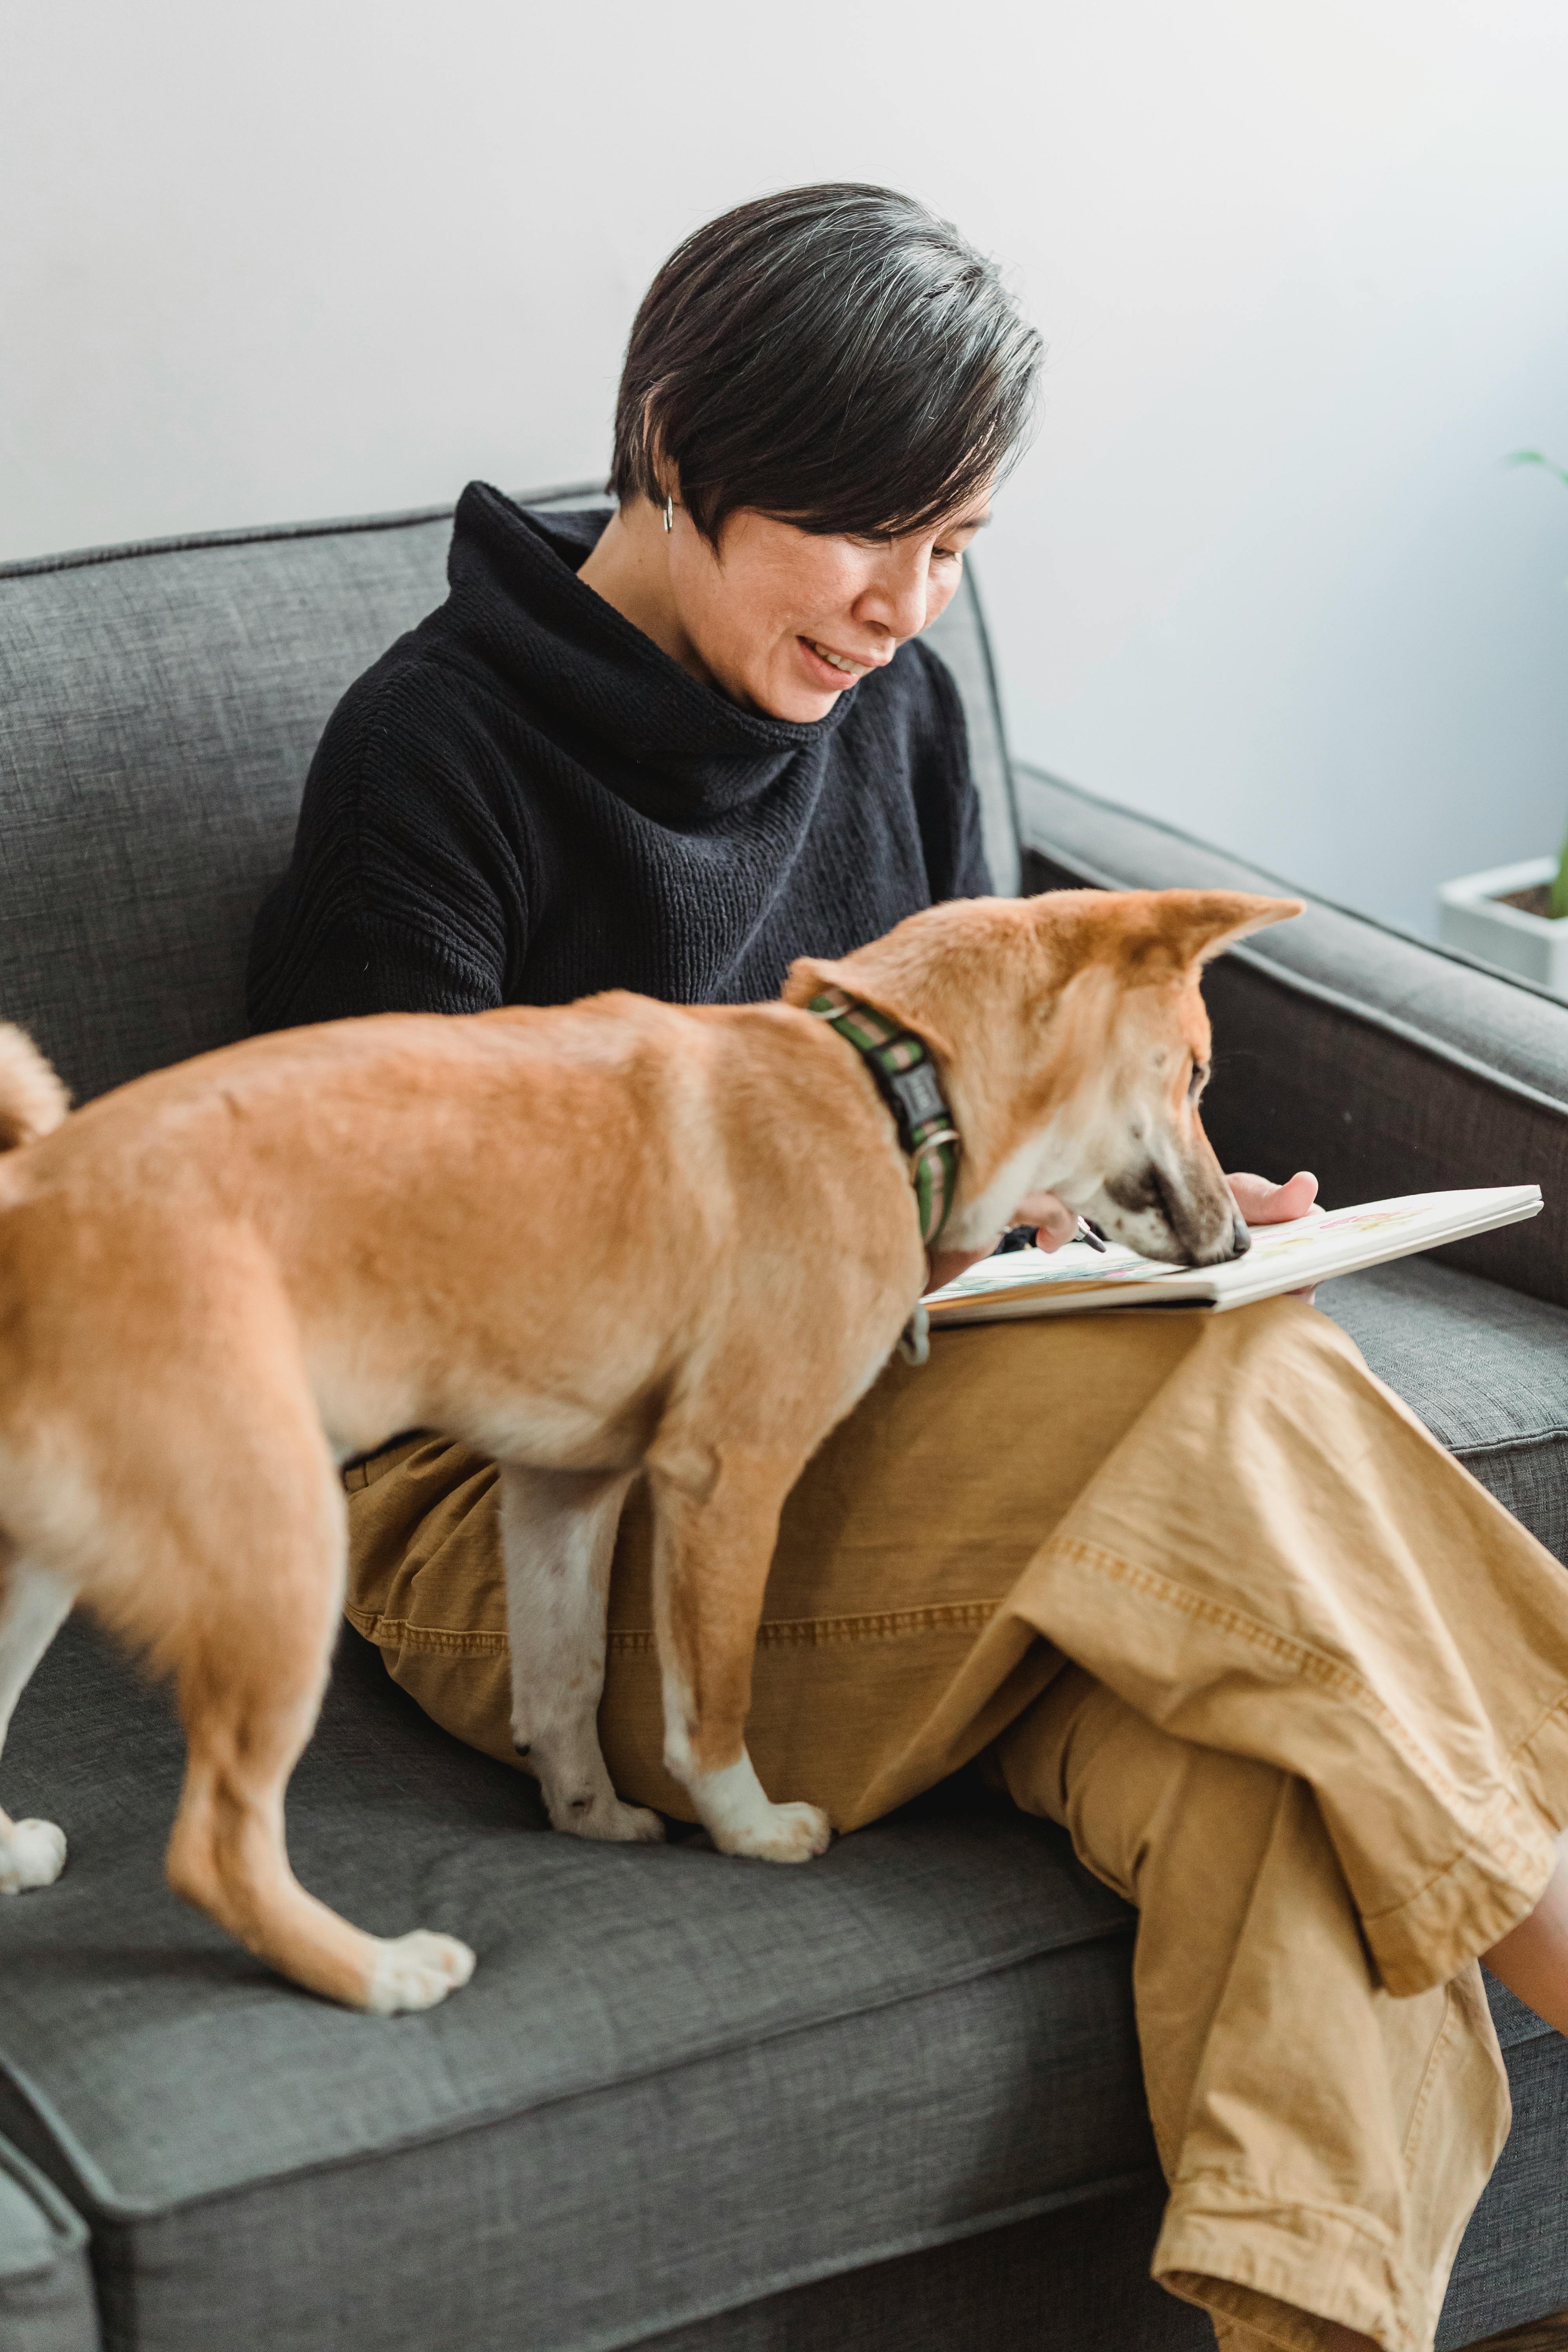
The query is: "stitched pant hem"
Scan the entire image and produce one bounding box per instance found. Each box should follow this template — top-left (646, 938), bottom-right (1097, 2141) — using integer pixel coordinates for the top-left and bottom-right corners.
top-left (1157, 2193), bottom-right (1421, 2352)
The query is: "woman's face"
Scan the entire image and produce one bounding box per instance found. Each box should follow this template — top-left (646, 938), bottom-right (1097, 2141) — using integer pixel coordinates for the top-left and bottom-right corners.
top-left (666, 493), bottom-right (993, 723)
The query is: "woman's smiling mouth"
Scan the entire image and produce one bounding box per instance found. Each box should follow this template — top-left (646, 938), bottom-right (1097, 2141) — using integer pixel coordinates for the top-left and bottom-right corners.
top-left (800, 637), bottom-right (885, 686)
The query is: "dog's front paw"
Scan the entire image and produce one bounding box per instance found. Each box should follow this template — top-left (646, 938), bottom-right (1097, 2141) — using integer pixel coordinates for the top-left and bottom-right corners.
top-left (541, 1771), bottom-right (667, 1843)
top-left (555, 1791), bottom-right (666, 1845)
top-left (0, 1818), bottom-right (66, 1894)
top-left (719, 1799), bottom-right (832, 1866)
top-left (364, 1929), bottom-right (477, 2016)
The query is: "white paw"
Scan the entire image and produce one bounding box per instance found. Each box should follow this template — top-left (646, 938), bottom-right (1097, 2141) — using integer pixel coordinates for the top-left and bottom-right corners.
top-left (550, 1789), bottom-right (665, 1844)
top-left (686, 1753), bottom-right (833, 1864)
top-left (719, 1800), bottom-right (832, 1865)
top-left (364, 1929), bottom-right (477, 2016)
top-left (0, 1819), bottom-right (67, 1894)
top-left (587, 1797), bottom-right (666, 1844)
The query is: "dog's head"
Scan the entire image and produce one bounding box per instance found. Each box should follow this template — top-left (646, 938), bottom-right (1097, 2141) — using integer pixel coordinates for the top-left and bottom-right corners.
top-left (785, 887), bottom-right (1302, 1267)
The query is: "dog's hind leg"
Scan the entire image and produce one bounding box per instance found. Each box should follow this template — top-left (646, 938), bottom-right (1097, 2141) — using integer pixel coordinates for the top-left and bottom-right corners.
top-left (0, 1549), bottom-right (74, 1895)
top-left (162, 1426), bottom-right (475, 2014)
top-left (500, 1463), bottom-right (663, 1844)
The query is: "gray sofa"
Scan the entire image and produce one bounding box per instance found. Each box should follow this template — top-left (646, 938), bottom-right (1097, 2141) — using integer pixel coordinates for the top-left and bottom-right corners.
top-left (1, 488), bottom-right (1566, 2352)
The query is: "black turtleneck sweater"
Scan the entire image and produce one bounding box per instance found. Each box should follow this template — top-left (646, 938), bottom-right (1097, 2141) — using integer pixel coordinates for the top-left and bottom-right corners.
top-left (247, 485), bottom-right (991, 1030)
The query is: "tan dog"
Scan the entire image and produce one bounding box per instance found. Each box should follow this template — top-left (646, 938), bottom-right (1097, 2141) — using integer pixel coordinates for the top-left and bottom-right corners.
top-left (0, 886), bottom-right (1297, 2012)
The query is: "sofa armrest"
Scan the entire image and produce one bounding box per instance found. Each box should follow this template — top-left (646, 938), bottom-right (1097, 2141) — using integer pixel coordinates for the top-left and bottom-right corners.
top-left (0, 2136), bottom-right (98, 2352)
top-left (1018, 766), bottom-right (1568, 1311)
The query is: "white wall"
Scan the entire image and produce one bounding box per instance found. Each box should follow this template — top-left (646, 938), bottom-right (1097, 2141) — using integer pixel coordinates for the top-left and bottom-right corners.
top-left (4, 0), bottom-right (1567, 935)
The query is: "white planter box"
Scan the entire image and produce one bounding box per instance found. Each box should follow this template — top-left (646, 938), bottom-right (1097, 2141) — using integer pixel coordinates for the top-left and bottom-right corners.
top-left (1437, 856), bottom-right (1568, 997)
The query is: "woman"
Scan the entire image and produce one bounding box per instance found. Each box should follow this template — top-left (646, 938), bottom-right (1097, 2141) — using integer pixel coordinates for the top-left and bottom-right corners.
top-left (249, 185), bottom-right (1568, 2352)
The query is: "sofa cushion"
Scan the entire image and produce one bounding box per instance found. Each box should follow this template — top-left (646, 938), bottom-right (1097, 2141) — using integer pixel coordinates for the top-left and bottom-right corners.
top-left (0, 1620), bottom-right (1155, 2352)
top-left (2, 1598), bottom-right (1564, 2352)
top-left (1319, 1255), bottom-right (1568, 1561)
top-left (0, 2136), bottom-right (97, 2352)
top-left (0, 501), bottom-right (1015, 1111)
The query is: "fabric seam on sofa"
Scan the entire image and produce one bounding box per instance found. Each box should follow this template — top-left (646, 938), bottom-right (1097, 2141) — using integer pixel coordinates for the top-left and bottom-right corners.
top-left (0, 484), bottom-right (603, 581)
top-left (0, 2134), bottom-right (90, 2279)
top-left (0, 1923), bottom-right (1137, 2222)
top-left (953, 565), bottom-right (1023, 848)
top-left (1019, 761), bottom-right (1568, 1018)
top-left (1220, 949), bottom-right (1568, 1120)
top-left (1452, 1428), bottom-right (1568, 1462)
top-left (1023, 834), bottom-right (1568, 1123)
top-left (83, 2162), bottom-right (1167, 2352)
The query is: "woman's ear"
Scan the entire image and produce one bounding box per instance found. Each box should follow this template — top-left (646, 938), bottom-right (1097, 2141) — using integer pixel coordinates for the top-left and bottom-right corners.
top-left (639, 406), bottom-right (681, 513)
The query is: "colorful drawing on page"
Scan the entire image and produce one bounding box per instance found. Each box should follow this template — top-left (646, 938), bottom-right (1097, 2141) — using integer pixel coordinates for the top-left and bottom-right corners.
top-left (932, 1241), bottom-right (1181, 1298)
top-left (1249, 1206), bottom-right (1424, 1258)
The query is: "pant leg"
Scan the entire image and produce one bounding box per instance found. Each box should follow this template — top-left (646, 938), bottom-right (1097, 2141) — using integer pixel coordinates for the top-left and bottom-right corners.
top-left (997, 1667), bottom-right (1511, 2352)
top-left (342, 1314), bottom-right (1210, 1826)
top-left (345, 1298), bottom-right (1568, 1992)
top-left (1002, 1296), bottom-right (1568, 1993)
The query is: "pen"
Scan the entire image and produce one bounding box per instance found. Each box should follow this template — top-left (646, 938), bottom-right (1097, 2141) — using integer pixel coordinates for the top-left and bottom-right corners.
top-left (1076, 1218), bottom-right (1109, 1253)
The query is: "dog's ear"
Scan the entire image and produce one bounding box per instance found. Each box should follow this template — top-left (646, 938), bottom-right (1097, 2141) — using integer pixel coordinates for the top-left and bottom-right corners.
top-left (784, 951), bottom-right (927, 1029)
top-left (782, 949), bottom-right (960, 1062)
top-left (1136, 890), bottom-right (1303, 972)
top-left (781, 954), bottom-right (848, 1011)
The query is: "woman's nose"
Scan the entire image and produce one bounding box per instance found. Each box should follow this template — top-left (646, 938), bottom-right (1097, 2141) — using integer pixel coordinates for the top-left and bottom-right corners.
top-left (857, 548), bottom-right (931, 643)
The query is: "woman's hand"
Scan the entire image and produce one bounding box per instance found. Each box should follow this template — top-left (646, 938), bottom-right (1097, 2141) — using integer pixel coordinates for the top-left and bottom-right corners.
top-left (924, 1169), bottom-right (1320, 1296)
top-left (1225, 1168), bottom-right (1321, 1303)
top-left (1225, 1169), bottom-right (1318, 1226)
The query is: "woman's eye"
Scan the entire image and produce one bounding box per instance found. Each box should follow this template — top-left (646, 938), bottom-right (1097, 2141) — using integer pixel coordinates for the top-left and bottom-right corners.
top-left (933, 545), bottom-right (961, 564)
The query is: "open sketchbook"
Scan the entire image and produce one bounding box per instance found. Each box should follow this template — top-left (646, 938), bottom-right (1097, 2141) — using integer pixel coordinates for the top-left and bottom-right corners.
top-left (923, 1186), bottom-right (1544, 1327)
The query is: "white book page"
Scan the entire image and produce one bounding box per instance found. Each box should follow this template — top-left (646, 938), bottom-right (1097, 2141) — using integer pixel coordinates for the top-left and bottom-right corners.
top-left (924, 1233), bottom-right (1163, 1300)
top-left (1204, 1187), bottom-right (1541, 1301)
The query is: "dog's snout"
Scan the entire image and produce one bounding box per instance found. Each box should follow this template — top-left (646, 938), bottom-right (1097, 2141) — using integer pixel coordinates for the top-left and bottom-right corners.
top-left (1100, 1158), bottom-right (1250, 1267)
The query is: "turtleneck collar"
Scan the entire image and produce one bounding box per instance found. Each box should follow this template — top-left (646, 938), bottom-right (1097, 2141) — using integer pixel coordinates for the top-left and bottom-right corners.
top-left (440, 482), bottom-right (853, 810)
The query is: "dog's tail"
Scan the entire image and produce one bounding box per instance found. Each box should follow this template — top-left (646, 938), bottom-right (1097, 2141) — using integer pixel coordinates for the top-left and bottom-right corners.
top-left (0, 1025), bottom-right (70, 1152)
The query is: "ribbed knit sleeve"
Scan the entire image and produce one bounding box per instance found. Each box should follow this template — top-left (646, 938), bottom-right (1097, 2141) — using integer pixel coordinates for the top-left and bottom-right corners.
top-left (247, 661), bottom-right (522, 1031)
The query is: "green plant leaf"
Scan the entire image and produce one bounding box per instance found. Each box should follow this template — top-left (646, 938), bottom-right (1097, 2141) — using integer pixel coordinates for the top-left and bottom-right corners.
top-left (1507, 449), bottom-right (1568, 489)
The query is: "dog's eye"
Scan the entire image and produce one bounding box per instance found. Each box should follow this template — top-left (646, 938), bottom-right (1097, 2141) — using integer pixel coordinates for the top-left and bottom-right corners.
top-left (1187, 1060), bottom-right (1209, 1102)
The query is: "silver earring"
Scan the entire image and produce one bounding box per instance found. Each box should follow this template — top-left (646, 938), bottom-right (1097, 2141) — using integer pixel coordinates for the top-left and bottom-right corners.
top-left (662, 493), bottom-right (674, 532)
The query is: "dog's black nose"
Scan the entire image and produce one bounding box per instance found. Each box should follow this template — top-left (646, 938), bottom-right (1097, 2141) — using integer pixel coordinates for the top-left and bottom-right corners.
top-left (1230, 1216), bottom-right (1252, 1259)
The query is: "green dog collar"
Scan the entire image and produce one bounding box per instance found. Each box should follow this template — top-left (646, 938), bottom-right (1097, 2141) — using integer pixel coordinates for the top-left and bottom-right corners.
top-left (808, 985), bottom-right (962, 1249)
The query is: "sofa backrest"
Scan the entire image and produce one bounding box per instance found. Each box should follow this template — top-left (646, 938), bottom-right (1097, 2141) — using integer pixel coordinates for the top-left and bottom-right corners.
top-left (0, 488), bottom-right (1019, 1106)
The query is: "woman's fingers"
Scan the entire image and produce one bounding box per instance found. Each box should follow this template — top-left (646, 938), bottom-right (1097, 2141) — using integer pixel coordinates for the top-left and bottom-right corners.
top-left (925, 1190), bottom-right (1077, 1294)
top-left (1226, 1168), bottom-right (1318, 1225)
top-left (925, 1242), bottom-right (993, 1292)
top-left (1012, 1191), bottom-right (1078, 1252)
top-left (1225, 1168), bottom-right (1321, 1305)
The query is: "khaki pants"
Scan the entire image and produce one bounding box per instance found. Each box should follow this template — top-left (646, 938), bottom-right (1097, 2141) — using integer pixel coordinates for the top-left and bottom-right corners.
top-left (344, 1300), bottom-right (1568, 2352)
